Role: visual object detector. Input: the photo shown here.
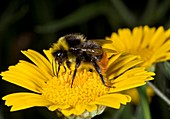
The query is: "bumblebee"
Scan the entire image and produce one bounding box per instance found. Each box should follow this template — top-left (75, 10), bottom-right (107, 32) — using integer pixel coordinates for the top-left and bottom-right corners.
top-left (51, 34), bottom-right (112, 87)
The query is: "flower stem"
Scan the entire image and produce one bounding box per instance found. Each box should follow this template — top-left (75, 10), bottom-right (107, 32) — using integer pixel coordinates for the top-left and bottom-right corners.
top-left (147, 82), bottom-right (170, 106)
top-left (138, 86), bottom-right (151, 119)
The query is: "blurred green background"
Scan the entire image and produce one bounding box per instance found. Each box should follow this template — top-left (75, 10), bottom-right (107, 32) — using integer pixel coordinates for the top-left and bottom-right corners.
top-left (0, 0), bottom-right (170, 119)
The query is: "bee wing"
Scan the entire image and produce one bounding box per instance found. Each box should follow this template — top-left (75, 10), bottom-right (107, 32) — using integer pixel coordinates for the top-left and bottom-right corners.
top-left (85, 48), bottom-right (117, 55)
top-left (91, 39), bottom-right (117, 54)
top-left (102, 48), bottom-right (117, 54)
top-left (87, 39), bottom-right (116, 54)
top-left (88, 39), bottom-right (112, 46)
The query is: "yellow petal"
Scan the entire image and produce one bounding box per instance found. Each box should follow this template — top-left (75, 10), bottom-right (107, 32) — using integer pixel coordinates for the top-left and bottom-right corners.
top-left (152, 40), bottom-right (170, 58)
top-left (92, 94), bottom-right (131, 109)
top-left (43, 49), bottom-right (53, 63)
top-left (107, 54), bottom-right (121, 67)
top-left (165, 28), bottom-right (170, 37)
top-left (85, 104), bottom-right (97, 112)
top-left (109, 33), bottom-right (126, 51)
top-left (0, 60), bottom-right (52, 93)
top-left (109, 67), bottom-right (154, 92)
top-left (131, 26), bottom-right (143, 50)
top-left (61, 108), bottom-right (76, 116)
top-left (140, 25), bottom-right (155, 48)
top-left (118, 29), bottom-right (132, 50)
top-left (3, 93), bottom-right (53, 111)
top-left (74, 105), bottom-right (86, 115)
top-left (149, 26), bottom-right (165, 49)
top-left (61, 105), bottom-right (86, 116)
top-left (21, 50), bottom-right (53, 76)
top-left (48, 104), bottom-right (70, 111)
top-left (106, 54), bottom-right (142, 79)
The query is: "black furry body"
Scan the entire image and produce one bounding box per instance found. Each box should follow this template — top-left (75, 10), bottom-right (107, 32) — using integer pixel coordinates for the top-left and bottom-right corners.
top-left (52, 34), bottom-right (107, 87)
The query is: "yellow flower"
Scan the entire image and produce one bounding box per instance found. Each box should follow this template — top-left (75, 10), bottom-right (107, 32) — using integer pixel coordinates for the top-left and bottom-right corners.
top-left (104, 26), bottom-right (170, 104)
top-left (105, 25), bottom-right (170, 68)
top-left (1, 49), bottom-right (154, 118)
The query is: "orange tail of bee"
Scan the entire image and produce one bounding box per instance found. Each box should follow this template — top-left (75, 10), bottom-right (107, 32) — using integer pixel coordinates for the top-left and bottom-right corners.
top-left (97, 52), bottom-right (108, 74)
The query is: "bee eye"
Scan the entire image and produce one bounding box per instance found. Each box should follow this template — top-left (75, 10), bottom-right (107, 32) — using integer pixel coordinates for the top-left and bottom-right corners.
top-left (57, 53), bottom-right (61, 56)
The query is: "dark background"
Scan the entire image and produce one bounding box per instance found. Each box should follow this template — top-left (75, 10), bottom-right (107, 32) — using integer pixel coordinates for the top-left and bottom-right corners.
top-left (0, 0), bottom-right (170, 119)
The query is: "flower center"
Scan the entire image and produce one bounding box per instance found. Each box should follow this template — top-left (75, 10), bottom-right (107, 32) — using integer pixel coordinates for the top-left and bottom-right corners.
top-left (130, 48), bottom-right (153, 66)
top-left (138, 48), bottom-right (153, 61)
top-left (41, 69), bottom-right (109, 106)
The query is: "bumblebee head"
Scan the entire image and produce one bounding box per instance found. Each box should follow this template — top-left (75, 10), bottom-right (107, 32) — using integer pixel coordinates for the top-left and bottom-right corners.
top-left (52, 50), bottom-right (68, 64)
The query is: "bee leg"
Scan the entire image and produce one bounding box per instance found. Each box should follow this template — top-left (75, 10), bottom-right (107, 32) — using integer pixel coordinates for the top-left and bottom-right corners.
top-left (65, 61), bottom-right (71, 74)
top-left (52, 58), bottom-right (55, 75)
top-left (71, 58), bottom-right (81, 88)
top-left (66, 61), bottom-right (71, 69)
top-left (63, 65), bottom-right (66, 73)
top-left (62, 61), bottom-right (71, 73)
top-left (57, 63), bottom-right (60, 77)
top-left (92, 61), bottom-right (111, 87)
